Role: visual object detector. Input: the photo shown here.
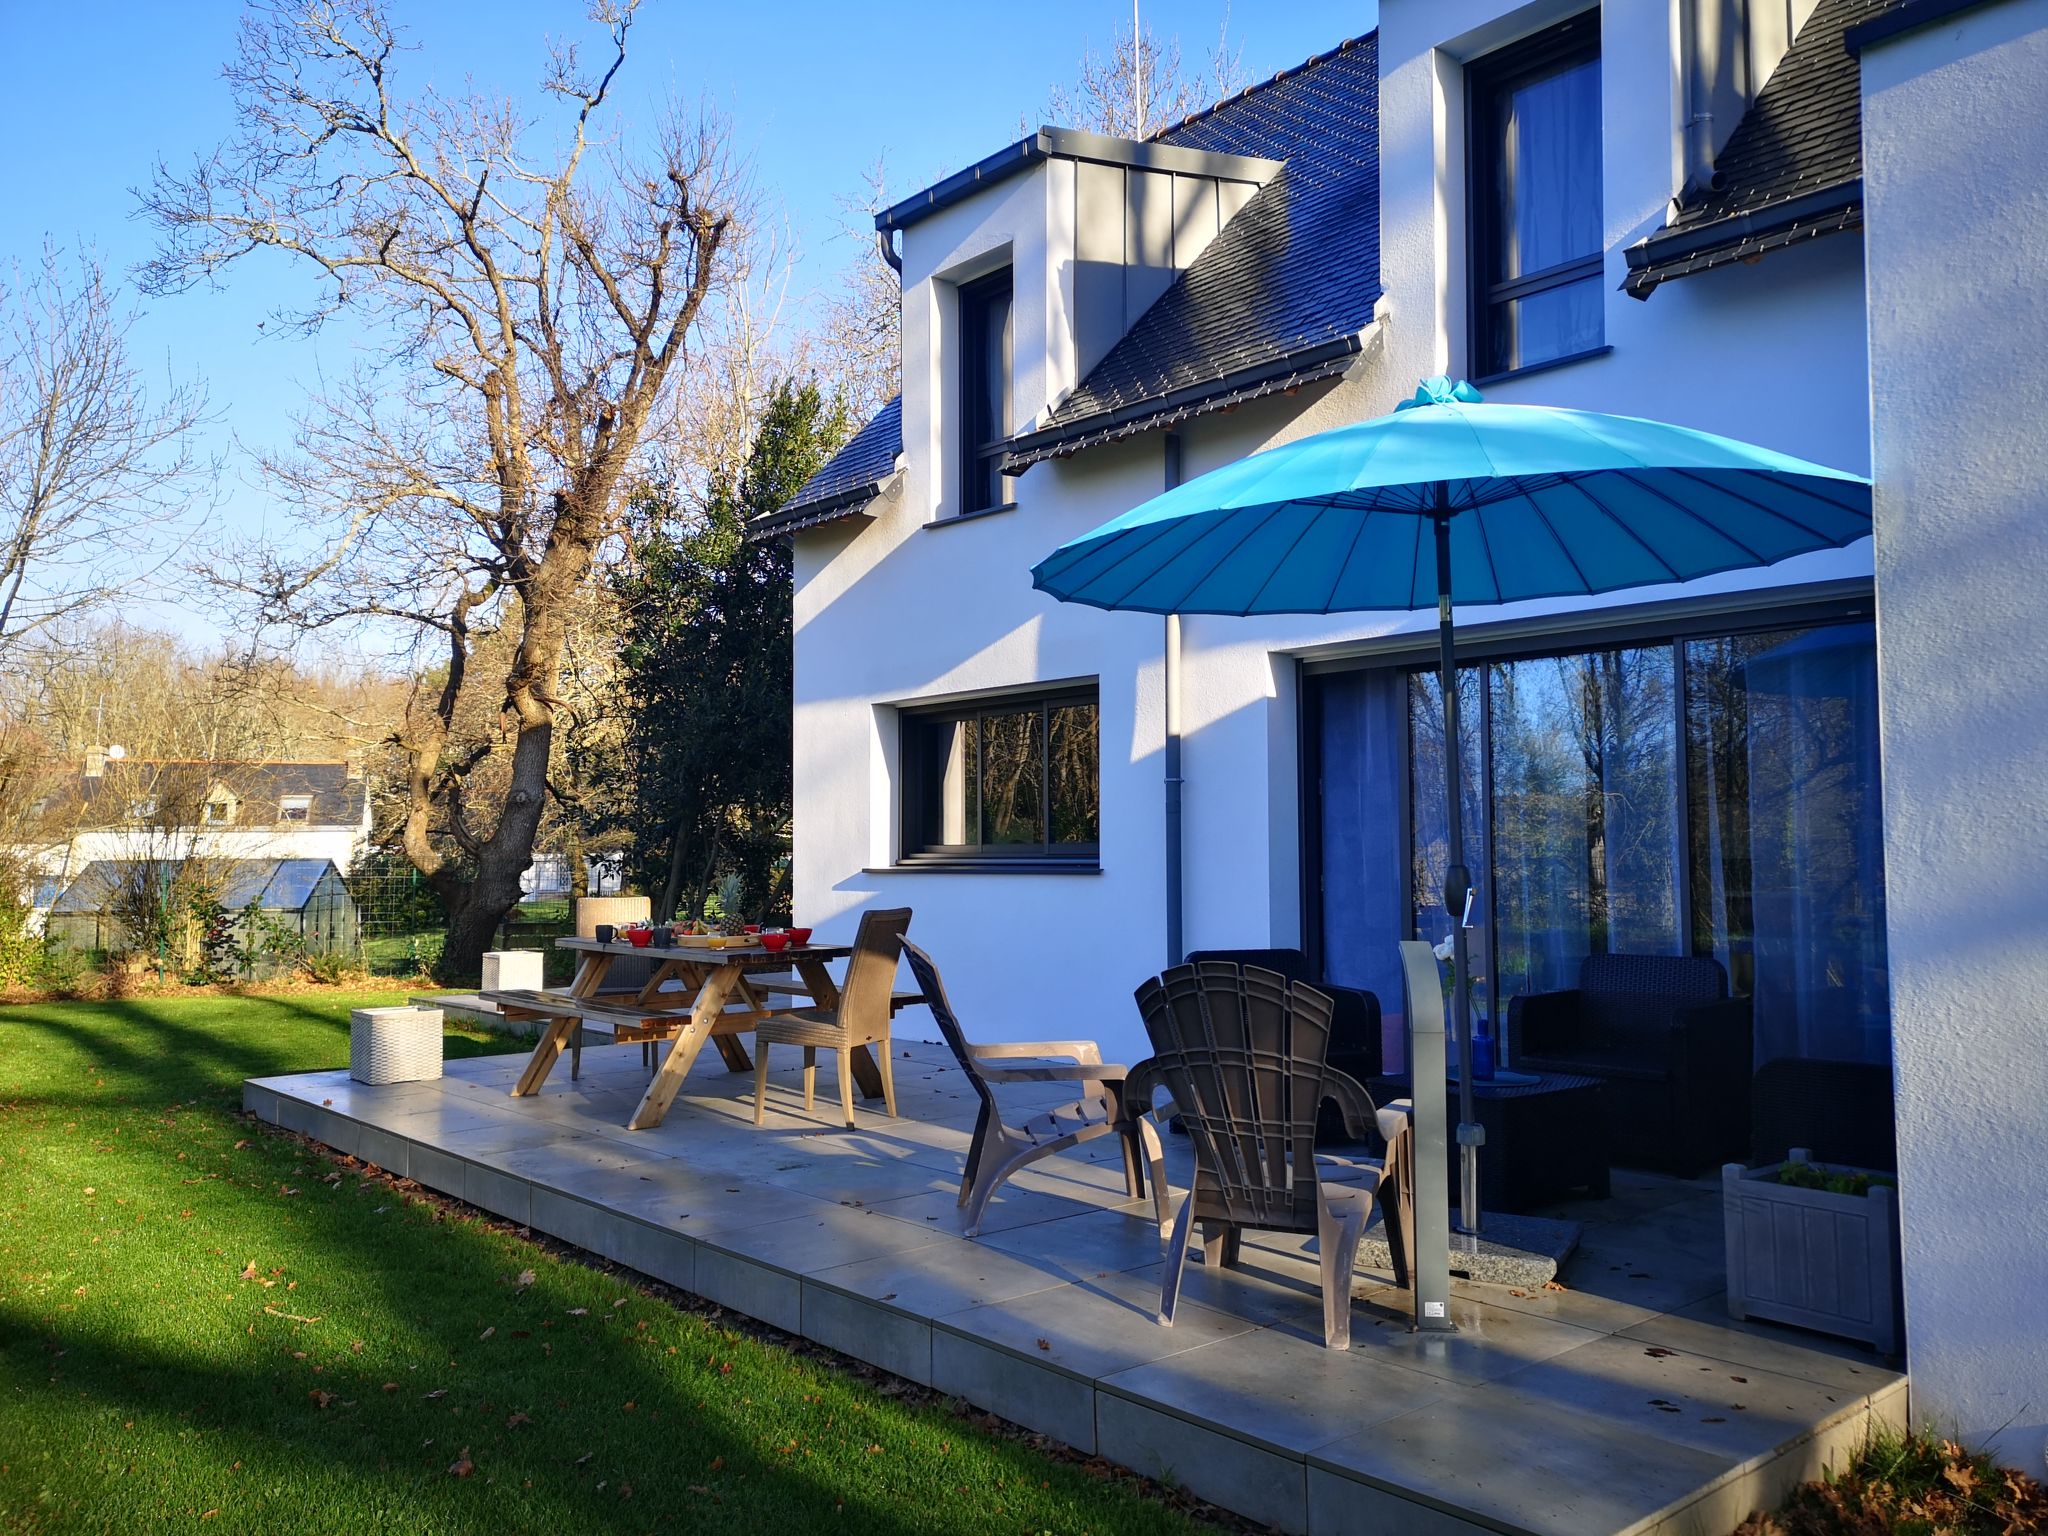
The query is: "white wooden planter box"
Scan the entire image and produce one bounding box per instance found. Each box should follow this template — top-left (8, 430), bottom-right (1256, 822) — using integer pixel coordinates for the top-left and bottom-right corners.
top-left (350, 1006), bottom-right (445, 1085)
top-left (1723, 1150), bottom-right (1902, 1357)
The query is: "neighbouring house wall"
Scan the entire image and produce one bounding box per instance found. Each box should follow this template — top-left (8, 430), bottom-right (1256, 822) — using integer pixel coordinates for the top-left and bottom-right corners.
top-left (1859, 0), bottom-right (2048, 1468)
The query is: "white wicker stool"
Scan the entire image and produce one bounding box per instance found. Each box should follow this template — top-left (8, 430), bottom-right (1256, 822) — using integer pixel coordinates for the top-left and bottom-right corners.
top-left (350, 1006), bottom-right (445, 1085)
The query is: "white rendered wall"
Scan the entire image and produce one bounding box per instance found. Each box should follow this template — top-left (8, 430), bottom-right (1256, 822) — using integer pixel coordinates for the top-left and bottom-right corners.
top-left (793, 0), bottom-right (1878, 1064)
top-left (1860, 0), bottom-right (2048, 1468)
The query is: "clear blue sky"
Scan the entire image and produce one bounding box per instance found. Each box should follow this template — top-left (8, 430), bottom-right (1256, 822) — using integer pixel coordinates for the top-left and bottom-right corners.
top-left (1, 0), bottom-right (1374, 647)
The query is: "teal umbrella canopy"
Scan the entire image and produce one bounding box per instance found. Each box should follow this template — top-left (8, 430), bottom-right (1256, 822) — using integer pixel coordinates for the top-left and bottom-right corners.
top-left (1031, 377), bottom-right (1873, 615)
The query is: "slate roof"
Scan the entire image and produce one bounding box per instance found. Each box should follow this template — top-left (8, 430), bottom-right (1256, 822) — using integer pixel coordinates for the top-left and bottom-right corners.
top-left (750, 395), bottom-right (904, 538)
top-left (38, 760), bottom-right (368, 830)
top-left (1008, 34), bottom-right (1382, 465)
top-left (1624, 0), bottom-right (1905, 297)
top-left (753, 35), bottom-right (1381, 537)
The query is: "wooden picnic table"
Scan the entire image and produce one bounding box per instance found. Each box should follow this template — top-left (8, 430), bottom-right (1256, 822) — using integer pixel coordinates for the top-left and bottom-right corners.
top-left (503, 936), bottom-right (895, 1131)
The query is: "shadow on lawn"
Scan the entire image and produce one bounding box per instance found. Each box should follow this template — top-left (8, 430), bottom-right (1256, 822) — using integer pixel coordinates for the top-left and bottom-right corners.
top-left (0, 1000), bottom-right (1180, 1534)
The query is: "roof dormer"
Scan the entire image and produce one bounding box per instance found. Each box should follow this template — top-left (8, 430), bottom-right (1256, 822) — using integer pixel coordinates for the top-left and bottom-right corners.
top-left (881, 127), bottom-right (1280, 524)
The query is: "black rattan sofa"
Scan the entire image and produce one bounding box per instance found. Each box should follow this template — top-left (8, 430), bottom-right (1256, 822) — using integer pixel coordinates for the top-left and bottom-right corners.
top-left (1507, 953), bottom-right (1752, 1176)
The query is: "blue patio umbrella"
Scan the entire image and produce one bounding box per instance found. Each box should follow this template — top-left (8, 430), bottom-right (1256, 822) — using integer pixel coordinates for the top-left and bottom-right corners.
top-left (1031, 377), bottom-right (1872, 1326)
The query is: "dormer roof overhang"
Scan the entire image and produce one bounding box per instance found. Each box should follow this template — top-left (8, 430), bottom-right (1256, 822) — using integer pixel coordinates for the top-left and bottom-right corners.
top-left (875, 126), bottom-right (1282, 235)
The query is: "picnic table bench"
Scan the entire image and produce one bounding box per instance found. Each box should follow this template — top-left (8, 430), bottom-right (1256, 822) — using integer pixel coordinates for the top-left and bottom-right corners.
top-left (507, 936), bottom-right (921, 1131)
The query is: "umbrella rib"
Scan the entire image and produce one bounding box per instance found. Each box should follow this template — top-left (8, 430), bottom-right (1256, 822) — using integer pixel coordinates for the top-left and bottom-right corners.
top-left (1243, 505), bottom-right (1333, 614)
top-left (1407, 511), bottom-right (1426, 609)
top-left (1663, 468), bottom-right (1869, 545)
top-left (1085, 520), bottom-right (1217, 608)
top-left (1564, 477), bottom-right (1685, 583)
top-left (1525, 495), bottom-right (1597, 594)
top-left (1612, 469), bottom-right (1773, 565)
top-left (1470, 504), bottom-right (1505, 606)
top-left (1322, 504), bottom-right (1378, 614)
top-left (1161, 505), bottom-right (1294, 614)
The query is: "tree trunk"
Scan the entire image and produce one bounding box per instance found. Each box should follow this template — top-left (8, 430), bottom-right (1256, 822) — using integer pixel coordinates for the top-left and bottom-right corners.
top-left (436, 854), bottom-right (530, 985)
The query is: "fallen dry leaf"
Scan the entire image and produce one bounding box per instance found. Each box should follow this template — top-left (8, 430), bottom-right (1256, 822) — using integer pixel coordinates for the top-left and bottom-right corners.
top-left (575, 1451), bottom-right (596, 1467)
top-left (1036, 1338), bottom-right (1052, 1352)
top-left (424, 1389), bottom-right (448, 1401)
top-left (448, 1449), bottom-right (474, 1478)
top-left (1643, 1347), bottom-right (1676, 1358)
top-left (382, 1383), bottom-right (398, 1393)
top-left (309, 1389), bottom-right (335, 1409)
top-left (567, 1307), bottom-right (588, 1316)
top-left (479, 1327), bottom-right (495, 1341)
top-left (506, 1412), bottom-right (532, 1429)
top-left (515, 1269), bottom-right (536, 1288)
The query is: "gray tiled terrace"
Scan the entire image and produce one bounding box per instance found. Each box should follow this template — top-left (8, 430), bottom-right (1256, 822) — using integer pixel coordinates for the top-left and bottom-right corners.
top-left (246, 1039), bottom-right (1904, 1536)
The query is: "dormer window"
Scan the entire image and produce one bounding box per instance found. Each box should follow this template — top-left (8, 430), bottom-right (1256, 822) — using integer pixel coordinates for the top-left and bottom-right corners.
top-left (958, 267), bottom-right (1015, 515)
top-left (203, 786), bottom-right (239, 825)
top-left (278, 795), bottom-right (313, 824)
top-left (128, 798), bottom-right (156, 821)
top-left (1468, 15), bottom-right (1604, 379)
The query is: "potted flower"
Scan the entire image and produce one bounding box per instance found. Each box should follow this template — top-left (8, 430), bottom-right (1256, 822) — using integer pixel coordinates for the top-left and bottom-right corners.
top-left (1723, 1149), bottom-right (1903, 1357)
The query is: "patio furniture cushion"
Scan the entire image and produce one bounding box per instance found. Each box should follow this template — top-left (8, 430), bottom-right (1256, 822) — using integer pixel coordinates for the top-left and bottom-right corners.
top-left (1509, 953), bottom-right (1751, 1176)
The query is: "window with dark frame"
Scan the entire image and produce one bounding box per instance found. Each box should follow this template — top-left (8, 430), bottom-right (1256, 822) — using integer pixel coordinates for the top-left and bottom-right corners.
top-left (900, 686), bottom-right (1099, 864)
top-left (958, 266), bottom-right (1015, 515)
top-left (1468, 14), bottom-right (1604, 380)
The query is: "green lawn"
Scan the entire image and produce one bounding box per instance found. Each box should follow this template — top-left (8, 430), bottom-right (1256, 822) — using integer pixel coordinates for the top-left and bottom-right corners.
top-left (0, 991), bottom-right (1204, 1535)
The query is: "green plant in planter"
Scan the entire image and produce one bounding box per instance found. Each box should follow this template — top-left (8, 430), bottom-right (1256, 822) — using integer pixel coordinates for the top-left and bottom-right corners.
top-left (1775, 1160), bottom-right (1897, 1198)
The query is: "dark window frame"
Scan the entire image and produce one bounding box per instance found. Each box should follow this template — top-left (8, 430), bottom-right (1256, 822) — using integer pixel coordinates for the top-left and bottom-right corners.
top-left (1466, 12), bottom-right (1604, 380)
top-left (1300, 594), bottom-right (1878, 1022)
top-left (899, 683), bottom-right (1100, 866)
top-left (957, 266), bottom-right (1016, 516)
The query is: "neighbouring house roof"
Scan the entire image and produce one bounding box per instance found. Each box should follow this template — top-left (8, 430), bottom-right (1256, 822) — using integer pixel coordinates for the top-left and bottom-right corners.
top-left (753, 33), bottom-right (1382, 538)
top-left (747, 395), bottom-right (904, 540)
top-left (33, 760), bottom-right (369, 831)
top-left (1008, 33), bottom-right (1383, 467)
top-left (1624, 0), bottom-right (1907, 298)
top-left (49, 857), bottom-right (347, 915)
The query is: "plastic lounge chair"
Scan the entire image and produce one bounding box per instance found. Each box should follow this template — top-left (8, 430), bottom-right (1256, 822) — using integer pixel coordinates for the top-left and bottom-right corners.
top-left (751, 908), bottom-right (908, 1128)
top-left (899, 938), bottom-right (1170, 1238)
top-left (1126, 961), bottom-right (1412, 1351)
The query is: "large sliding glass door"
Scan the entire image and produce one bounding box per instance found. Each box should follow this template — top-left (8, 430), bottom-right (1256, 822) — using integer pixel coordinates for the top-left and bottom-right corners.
top-left (1310, 614), bottom-right (1888, 1072)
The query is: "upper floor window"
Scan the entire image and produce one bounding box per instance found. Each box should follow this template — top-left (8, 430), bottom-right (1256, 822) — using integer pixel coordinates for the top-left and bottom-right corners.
top-left (958, 267), bottom-right (1015, 515)
top-left (127, 798), bottom-right (156, 821)
top-left (1468, 15), bottom-right (1603, 379)
top-left (278, 795), bottom-right (313, 824)
top-left (900, 684), bottom-right (1099, 865)
top-left (203, 799), bottom-right (235, 825)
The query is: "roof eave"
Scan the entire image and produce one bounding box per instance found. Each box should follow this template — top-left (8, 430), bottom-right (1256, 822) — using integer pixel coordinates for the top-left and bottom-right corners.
top-left (876, 126), bottom-right (1281, 234)
top-left (1000, 330), bottom-right (1373, 470)
top-left (1623, 178), bottom-right (1863, 297)
top-left (745, 471), bottom-right (900, 543)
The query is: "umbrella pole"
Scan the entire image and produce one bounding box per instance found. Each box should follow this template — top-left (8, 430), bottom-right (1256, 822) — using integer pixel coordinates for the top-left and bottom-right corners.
top-left (1433, 505), bottom-right (1484, 1241)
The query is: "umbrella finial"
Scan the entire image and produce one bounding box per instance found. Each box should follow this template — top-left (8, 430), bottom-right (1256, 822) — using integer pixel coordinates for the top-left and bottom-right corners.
top-left (1398, 376), bottom-right (1485, 410)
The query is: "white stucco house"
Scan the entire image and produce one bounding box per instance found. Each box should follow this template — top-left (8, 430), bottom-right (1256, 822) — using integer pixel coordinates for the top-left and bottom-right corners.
top-left (753, 0), bottom-right (2047, 1465)
top-left (18, 756), bottom-right (374, 915)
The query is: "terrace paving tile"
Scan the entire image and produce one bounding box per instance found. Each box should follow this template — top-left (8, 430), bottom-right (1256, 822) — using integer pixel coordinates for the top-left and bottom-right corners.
top-left (699, 1201), bottom-right (947, 1277)
top-left (1617, 1293), bottom-right (1901, 1394)
top-left (974, 1205), bottom-right (1170, 1280)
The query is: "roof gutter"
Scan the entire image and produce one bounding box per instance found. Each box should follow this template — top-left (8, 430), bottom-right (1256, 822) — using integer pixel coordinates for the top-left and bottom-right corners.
top-left (876, 126), bottom-right (1281, 234)
top-left (1623, 178), bottom-right (1862, 298)
top-left (745, 472), bottom-right (899, 542)
top-left (1001, 330), bottom-right (1372, 470)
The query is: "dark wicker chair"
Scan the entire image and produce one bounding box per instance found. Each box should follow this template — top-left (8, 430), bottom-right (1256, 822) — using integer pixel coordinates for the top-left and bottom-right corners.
top-left (1508, 953), bottom-right (1752, 1176)
top-left (1126, 962), bottom-right (1412, 1351)
top-left (1750, 1057), bottom-right (1896, 1172)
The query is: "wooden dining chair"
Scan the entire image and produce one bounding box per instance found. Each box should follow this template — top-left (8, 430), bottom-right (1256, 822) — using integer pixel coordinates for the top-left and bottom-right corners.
top-left (899, 938), bottom-right (1170, 1237)
top-left (751, 908), bottom-right (909, 1128)
top-left (1126, 961), bottom-right (1412, 1351)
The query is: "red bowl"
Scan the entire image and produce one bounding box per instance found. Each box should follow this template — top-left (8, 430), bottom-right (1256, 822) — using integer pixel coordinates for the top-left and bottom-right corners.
top-left (785, 926), bottom-right (813, 947)
top-left (760, 931), bottom-right (791, 952)
top-left (626, 928), bottom-right (654, 948)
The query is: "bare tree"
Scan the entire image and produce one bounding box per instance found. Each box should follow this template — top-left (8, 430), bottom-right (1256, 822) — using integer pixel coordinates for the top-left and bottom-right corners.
top-left (0, 243), bottom-right (212, 657)
top-left (810, 159), bottom-right (901, 425)
top-left (1039, 9), bottom-right (1249, 140)
top-left (137, 0), bottom-right (744, 979)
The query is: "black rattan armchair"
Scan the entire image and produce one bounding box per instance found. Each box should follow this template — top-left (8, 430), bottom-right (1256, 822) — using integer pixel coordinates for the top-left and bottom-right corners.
top-left (1508, 953), bottom-right (1752, 1176)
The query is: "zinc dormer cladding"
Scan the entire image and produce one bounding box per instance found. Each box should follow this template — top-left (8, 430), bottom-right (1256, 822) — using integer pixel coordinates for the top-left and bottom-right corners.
top-left (751, 34), bottom-right (1381, 540)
